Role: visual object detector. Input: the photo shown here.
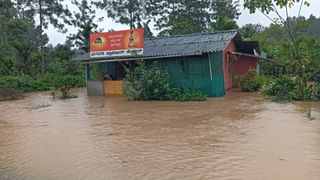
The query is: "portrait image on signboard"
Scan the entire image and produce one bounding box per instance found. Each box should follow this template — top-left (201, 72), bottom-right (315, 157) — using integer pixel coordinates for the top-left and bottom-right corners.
top-left (89, 28), bottom-right (144, 58)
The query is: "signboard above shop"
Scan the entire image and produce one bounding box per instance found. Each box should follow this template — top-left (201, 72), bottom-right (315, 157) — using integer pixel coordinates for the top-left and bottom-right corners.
top-left (89, 28), bottom-right (144, 58)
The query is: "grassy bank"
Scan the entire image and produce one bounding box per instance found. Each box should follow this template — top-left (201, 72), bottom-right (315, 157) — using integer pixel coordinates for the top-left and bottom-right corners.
top-left (0, 74), bottom-right (85, 92)
top-left (0, 74), bottom-right (85, 101)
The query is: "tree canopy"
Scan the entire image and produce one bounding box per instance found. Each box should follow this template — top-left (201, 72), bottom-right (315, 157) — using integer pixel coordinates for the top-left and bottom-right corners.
top-left (14, 0), bottom-right (72, 75)
top-left (0, 0), bottom-right (319, 99)
top-left (149, 0), bottom-right (240, 35)
top-left (68, 0), bottom-right (102, 52)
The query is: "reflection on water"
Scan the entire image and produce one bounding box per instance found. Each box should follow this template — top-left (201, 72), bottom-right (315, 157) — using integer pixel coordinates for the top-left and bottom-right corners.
top-left (0, 88), bottom-right (320, 180)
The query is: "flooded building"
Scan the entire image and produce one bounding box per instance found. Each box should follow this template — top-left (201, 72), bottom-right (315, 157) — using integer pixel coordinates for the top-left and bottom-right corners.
top-left (72, 30), bottom-right (260, 97)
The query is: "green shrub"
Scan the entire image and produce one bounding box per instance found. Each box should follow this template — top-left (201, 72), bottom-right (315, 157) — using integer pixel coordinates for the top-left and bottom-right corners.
top-left (312, 71), bottom-right (320, 83)
top-left (0, 88), bottom-right (22, 101)
top-left (263, 75), bottom-right (296, 101)
top-left (235, 69), bottom-right (265, 92)
top-left (312, 83), bottom-right (320, 100)
top-left (167, 88), bottom-right (207, 101)
top-left (0, 74), bottom-right (85, 93)
top-left (58, 93), bottom-right (78, 100)
top-left (262, 75), bottom-right (317, 101)
top-left (124, 61), bottom-right (171, 100)
top-left (124, 61), bottom-right (207, 101)
top-left (38, 74), bottom-right (85, 89)
top-left (0, 76), bottom-right (38, 92)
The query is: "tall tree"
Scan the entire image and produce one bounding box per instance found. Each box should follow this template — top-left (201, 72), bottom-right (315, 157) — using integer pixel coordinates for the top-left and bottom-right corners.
top-left (1, 0), bottom-right (47, 76)
top-left (209, 0), bottom-right (240, 31)
top-left (141, 20), bottom-right (153, 38)
top-left (0, 0), bottom-right (17, 46)
top-left (94, 0), bottom-right (148, 29)
top-left (68, 0), bottom-right (102, 52)
top-left (243, 0), bottom-right (310, 75)
top-left (149, 0), bottom-right (240, 36)
top-left (46, 40), bottom-right (83, 76)
top-left (14, 0), bottom-right (72, 75)
top-left (240, 23), bottom-right (265, 39)
top-left (211, 0), bottom-right (240, 20)
top-left (243, 0), bottom-right (314, 100)
top-left (210, 16), bottom-right (239, 31)
top-left (0, 0), bottom-right (17, 75)
top-left (6, 19), bottom-right (44, 75)
top-left (149, 0), bottom-right (210, 35)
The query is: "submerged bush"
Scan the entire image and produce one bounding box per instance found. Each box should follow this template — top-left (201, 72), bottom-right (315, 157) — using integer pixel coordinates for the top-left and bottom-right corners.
top-left (262, 75), bottom-right (318, 101)
top-left (52, 75), bottom-right (80, 100)
top-left (235, 69), bottom-right (265, 92)
top-left (124, 61), bottom-right (171, 100)
top-left (312, 83), bottom-right (320, 100)
top-left (0, 88), bottom-right (22, 101)
top-left (39, 74), bottom-right (85, 89)
top-left (124, 61), bottom-right (207, 101)
top-left (167, 88), bottom-right (207, 101)
top-left (58, 92), bottom-right (78, 100)
top-left (0, 74), bottom-right (85, 93)
top-left (0, 76), bottom-right (39, 92)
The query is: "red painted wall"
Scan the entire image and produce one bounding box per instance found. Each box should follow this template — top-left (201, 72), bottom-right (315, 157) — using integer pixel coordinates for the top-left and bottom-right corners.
top-left (234, 56), bottom-right (258, 76)
top-left (223, 39), bottom-right (259, 90)
top-left (223, 40), bottom-right (236, 90)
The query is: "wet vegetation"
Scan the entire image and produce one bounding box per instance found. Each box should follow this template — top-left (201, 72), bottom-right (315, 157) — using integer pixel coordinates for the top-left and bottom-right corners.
top-left (124, 61), bottom-right (207, 101)
top-left (0, 75), bottom-right (84, 92)
top-left (239, 0), bottom-right (320, 101)
top-left (235, 69), bottom-right (266, 92)
top-left (0, 88), bottom-right (22, 101)
top-left (54, 76), bottom-right (79, 99)
top-left (0, 0), bottom-right (319, 102)
top-left (262, 75), bottom-right (319, 101)
top-left (0, 0), bottom-right (85, 100)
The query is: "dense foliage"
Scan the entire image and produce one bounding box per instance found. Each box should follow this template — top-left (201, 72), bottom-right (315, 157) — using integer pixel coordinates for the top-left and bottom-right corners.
top-left (124, 61), bottom-right (170, 100)
top-left (124, 61), bottom-right (207, 101)
top-left (0, 88), bottom-right (21, 101)
top-left (235, 69), bottom-right (265, 92)
top-left (0, 75), bottom-right (85, 92)
top-left (15, 0), bottom-right (72, 75)
top-left (167, 88), bottom-right (207, 102)
top-left (0, 1), bottom-right (84, 99)
top-left (314, 84), bottom-right (320, 100)
top-left (241, 0), bottom-right (319, 101)
top-left (94, 0), bottom-right (241, 36)
top-left (1, 0), bottom-right (319, 102)
top-left (68, 0), bottom-right (101, 52)
top-left (263, 76), bottom-right (318, 101)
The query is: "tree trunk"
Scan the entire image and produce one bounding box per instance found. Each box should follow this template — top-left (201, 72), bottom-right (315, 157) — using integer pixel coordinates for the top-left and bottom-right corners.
top-left (39, 0), bottom-right (45, 76)
top-left (130, 11), bottom-right (133, 29)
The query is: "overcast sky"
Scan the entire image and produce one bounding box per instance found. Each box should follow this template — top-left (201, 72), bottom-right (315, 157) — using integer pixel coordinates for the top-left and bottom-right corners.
top-left (46, 0), bottom-right (320, 45)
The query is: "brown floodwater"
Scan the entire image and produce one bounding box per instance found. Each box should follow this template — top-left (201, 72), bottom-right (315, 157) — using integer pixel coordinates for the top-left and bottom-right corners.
top-left (0, 88), bottom-right (320, 180)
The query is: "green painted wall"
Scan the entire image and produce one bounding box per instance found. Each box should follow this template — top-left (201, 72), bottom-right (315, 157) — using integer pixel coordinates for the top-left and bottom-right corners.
top-left (209, 52), bottom-right (226, 97)
top-left (147, 52), bottom-right (225, 97)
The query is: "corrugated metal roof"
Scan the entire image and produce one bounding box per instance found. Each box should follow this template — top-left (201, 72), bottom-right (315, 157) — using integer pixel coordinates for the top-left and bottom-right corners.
top-left (71, 30), bottom-right (238, 61)
top-left (72, 53), bottom-right (90, 61)
top-left (145, 30), bottom-right (237, 56)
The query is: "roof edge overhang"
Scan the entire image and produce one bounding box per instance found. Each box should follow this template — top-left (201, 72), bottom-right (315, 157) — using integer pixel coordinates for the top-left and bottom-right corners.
top-left (79, 53), bottom-right (207, 64)
top-left (229, 51), bottom-right (282, 65)
top-left (222, 31), bottom-right (241, 52)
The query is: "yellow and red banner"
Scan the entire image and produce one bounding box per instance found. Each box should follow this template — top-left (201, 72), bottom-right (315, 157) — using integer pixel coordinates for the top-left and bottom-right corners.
top-left (90, 28), bottom-right (144, 58)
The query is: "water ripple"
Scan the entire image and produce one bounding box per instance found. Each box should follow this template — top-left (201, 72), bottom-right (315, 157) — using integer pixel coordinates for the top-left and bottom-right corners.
top-left (0, 89), bottom-right (319, 180)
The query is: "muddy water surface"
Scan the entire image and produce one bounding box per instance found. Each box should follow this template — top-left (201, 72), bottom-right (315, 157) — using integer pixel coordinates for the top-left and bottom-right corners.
top-left (0, 88), bottom-right (320, 180)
